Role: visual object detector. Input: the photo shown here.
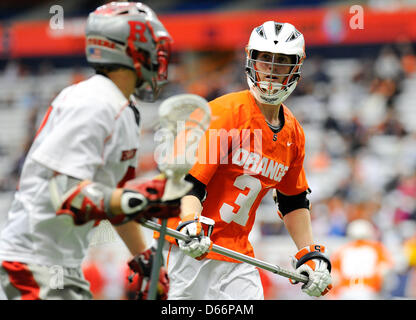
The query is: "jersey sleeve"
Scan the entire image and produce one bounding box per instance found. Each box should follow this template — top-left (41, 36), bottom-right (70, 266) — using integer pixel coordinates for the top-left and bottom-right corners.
top-left (188, 100), bottom-right (235, 185)
top-left (277, 122), bottom-right (309, 195)
top-left (31, 98), bottom-right (115, 180)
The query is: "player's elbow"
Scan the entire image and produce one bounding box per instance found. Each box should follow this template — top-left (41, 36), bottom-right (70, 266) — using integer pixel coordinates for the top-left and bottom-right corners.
top-left (49, 174), bottom-right (113, 225)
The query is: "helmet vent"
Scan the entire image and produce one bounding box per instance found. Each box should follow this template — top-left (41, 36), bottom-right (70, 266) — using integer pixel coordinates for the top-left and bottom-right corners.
top-left (107, 37), bottom-right (125, 45)
top-left (286, 30), bottom-right (301, 42)
top-left (255, 26), bottom-right (266, 39)
top-left (274, 23), bottom-right (283, 36)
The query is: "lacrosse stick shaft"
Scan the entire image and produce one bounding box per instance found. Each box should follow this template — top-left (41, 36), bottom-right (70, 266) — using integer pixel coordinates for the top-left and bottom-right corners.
top-left (147, 219), bottom-right (168, 300)
top-left (140, 219), bottom-right (308, 284)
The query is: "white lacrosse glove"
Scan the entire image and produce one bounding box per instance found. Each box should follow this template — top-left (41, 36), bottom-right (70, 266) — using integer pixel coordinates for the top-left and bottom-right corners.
top-left (290, 245), bottom-right (332, 297)
top-left (176, 214), bottom-right (215, 260)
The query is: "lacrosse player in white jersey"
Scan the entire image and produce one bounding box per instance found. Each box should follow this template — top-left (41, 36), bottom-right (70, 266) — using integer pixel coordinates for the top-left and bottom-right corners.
top-left (0, 2), bottom-right (177, 300)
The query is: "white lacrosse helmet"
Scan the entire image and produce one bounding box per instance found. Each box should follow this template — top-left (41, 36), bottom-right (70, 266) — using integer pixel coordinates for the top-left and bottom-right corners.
top-left (346, 219), bottom-right (376, 240)
top-left (246, 21), bottom-right (306, 105)
top-left (85, 2), bottom-right (172, 100)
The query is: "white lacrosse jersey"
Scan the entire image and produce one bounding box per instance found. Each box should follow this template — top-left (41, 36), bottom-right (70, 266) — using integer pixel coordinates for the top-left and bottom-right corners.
top-left (0, 74), bottom-right (141, 268)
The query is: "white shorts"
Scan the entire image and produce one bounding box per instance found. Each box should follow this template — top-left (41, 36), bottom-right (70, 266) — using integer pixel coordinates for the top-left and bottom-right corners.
top-left (162, 242), bottom-right (264, 300)
top-left (0, 260), bottom-right (92, 300)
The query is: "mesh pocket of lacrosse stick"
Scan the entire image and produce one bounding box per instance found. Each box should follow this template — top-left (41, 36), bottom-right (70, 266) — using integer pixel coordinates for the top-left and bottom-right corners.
top-left (154, 94), bottom-right (211, 201)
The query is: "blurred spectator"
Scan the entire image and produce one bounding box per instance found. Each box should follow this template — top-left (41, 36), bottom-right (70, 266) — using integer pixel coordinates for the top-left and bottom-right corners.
top-left (358, 78), bottom-right (397, 129)
top-left (374, 46), bottom-right (402, 80)
top-left (326, 196), bottom-right (348, 236)
top-left (401, 227), bottom-right (416, 298)
top-left (396, 40), bottom-right (416, 76)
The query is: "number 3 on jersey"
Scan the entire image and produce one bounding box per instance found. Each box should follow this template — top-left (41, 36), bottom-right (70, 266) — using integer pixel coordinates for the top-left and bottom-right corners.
top-left (219, 175), bottom-right (262, 226)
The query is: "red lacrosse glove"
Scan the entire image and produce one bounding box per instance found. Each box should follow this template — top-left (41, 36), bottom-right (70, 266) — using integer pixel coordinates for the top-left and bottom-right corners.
top-left (127, 247), bottom-right (169, 300)
top-left (122, 176), bottom-right (181, 220)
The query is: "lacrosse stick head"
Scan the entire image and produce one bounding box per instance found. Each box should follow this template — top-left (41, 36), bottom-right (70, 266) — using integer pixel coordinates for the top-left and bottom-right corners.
top-left (154, 94), bottom-right (211, 201)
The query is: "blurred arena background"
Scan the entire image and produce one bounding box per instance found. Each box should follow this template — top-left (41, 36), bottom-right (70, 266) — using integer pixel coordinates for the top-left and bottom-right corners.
top-left (0, 0), bottom-right (416, 300)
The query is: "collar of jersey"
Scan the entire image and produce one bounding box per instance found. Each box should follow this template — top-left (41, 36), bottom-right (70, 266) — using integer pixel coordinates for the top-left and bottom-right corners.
top-left (91, 74), bottom-right (129, 113)
top-left (246, 90), bottom-right (286, 132)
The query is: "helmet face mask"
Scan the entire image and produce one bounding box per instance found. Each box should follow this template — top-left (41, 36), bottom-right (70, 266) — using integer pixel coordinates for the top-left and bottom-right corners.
top-left (128, 30), bottom-right (172, 101)
top-left (245, 21), bottom-right (305, 105)
top-left (247, 50), bottom-right (301, 96)
top-left (85, 2), bottom-right (172, 101)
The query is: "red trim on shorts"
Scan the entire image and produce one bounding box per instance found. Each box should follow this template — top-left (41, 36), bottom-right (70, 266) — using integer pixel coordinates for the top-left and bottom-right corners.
top-left (2, 261), bottom-right (41, 300)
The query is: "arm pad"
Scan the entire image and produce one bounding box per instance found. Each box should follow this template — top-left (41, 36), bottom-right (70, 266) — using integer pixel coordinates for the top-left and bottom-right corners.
top-left (49, 175), bottom-right (115, 225)
top-left (184, 174), bottom-right (207, 203)
top-left (274, 188), bottom-right (311, 217)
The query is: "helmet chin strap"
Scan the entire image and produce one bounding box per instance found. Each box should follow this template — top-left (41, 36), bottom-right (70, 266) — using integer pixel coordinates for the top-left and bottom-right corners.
top-left (250, 77), bottom-right (298, 106)
top-left (259, 80), bottom-right (284, 93)
top-left (255, 74), bottom-right (287, 105)
top-left (249, 86), bottom-right (281, 106)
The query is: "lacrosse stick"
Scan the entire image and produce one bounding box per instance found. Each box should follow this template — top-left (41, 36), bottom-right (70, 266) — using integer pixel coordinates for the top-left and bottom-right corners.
top-left (147, 94), bottom-right (211, 300)
top-left (140, 219), bottom-right (309, 284)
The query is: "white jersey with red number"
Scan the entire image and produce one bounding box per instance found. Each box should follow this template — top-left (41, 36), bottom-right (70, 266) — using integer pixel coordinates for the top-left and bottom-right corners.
top-left (0, 75), bottom-right (140, 268)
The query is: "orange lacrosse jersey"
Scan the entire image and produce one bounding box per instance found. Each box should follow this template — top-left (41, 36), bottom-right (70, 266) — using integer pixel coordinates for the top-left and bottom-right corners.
top-left (162, 90), bottom-right (309, 262)
top-left (330, 239), bottom-right (393, 296)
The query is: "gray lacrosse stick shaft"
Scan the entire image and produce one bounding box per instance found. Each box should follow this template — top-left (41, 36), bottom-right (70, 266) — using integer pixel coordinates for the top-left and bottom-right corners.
top-left (140, 219), bottom-right (308, 284)
top-left (147, 218), bottom-right (168, 300)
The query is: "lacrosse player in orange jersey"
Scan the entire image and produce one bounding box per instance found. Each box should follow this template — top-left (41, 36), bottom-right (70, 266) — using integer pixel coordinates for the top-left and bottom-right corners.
top-left (330, 219), bottom-right (394, 299)
top-left (157, 21), bottom-right (332, 299)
